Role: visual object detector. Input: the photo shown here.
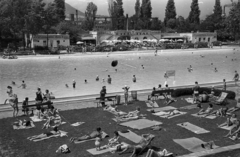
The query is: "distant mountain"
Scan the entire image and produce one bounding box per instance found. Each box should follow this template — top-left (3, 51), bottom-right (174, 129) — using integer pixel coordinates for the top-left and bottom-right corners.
top-left (42, 0), bottom-right (84, 16)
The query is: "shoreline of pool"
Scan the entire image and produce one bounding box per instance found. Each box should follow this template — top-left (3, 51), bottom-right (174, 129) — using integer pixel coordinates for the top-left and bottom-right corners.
top-left (0, 46), bottom-right (237, 60)
top-left (0, 80), bottom-right (238, 112)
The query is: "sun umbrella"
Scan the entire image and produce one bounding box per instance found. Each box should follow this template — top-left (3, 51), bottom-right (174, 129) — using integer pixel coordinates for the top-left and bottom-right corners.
top-left (76, 41), bottom-right (83, 44)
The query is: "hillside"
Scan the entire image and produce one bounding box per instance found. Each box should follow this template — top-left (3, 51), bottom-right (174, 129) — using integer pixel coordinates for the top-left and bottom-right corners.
top-left (42, 0), bottom-right (84, 16)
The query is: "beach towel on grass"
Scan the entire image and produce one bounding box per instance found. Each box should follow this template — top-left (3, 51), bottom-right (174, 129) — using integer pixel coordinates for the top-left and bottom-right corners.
top-left (120, 119), bottom-right (162, 130)
top-left (177, 122), bottom-right (210, 134)
top-left (219, 125), bottom-right (235, 131)
top-left (87, 142), bottom-right (129, 155)
top-left (146, 101), bottom-right (159, 108)
top-left (191, 113), bottom-right (216, 119)
top-left (153, 111), bottom-right (187, 119)
top-left (180, 105), bottom-right (198, 110)
top-left (74, 131), bottom-right (109, 144)
top-left (173, 137), bottom-right (218, 153)
top-left (185, 98), bottom-right (195, 104)
top-left (104, 109), bottom-right (127, 116)
top-left (71, 122), bottom-right (85, 127)
top-left (13, 122), bottom-right (35, 130)
top-left (118, 130), bottom-right (142, 143)
top-left (112, 116), bottom-right (140, 122)
top-left (147, 106), bottom-right (177, 112)
top-left (30, 116), bottom-right (46, 122)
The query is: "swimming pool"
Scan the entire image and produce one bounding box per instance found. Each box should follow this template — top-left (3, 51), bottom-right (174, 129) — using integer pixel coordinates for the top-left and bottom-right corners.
top-left (0, 48), bottom-right (239, 103)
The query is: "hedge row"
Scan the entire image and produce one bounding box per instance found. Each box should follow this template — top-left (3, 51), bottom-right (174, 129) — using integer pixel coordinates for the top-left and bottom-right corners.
top-left (171, 87), bottom-right (236, 99)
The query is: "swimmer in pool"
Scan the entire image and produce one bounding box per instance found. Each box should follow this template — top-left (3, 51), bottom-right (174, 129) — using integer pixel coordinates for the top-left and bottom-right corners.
top-left (65, 84), bottom-right (69, 88)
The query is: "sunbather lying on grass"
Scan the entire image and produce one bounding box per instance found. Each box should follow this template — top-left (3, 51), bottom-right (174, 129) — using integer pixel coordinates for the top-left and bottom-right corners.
top-left (104, 106), bottom-right (126, 115)
top-left (70, 127), bottom-right (102, 142)
top-left (197, 104), bottom-right (213, 115)
top-left (117, 107), bottom-right (140, 119)
top-left (14, 120), bottom-right (33, 127)
top-left (219, 114), bottom-right (238, 128)
top-left (118, 134), bottom-right (155, 157)
top-left (228, 102), bottom-right (240, 113)
top-left (205, 107), bottom-right (228, 117)
top-left (146, 148), bottom-right (173, 157)
top-left (27, 126), bottom-right (60, 141)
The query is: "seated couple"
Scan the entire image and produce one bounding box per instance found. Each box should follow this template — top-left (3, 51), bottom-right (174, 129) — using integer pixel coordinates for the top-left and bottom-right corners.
top-left (42, 115), bottom-right (62, 129)
top-left (222, 114), bottom-right (240, 140)
top-left (117, 134), bottom-right (155, 157)
top-left (162, 93), bottom-right (177, 105)
top-left (197, 103), bottom-right (213, 115)
top-left (28, 126), bottom-right (61, 141)
top-left (70, 127), bottom-right (103, 143)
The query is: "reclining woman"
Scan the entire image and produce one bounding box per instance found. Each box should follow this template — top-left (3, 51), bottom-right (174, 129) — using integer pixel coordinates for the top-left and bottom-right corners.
top-left (116, 107), bottom-right (141, 121)
top-left (225, 120), bottom-right (240, 140)
top-left (197, 104), bottom-right (213, 115)
top-left (27, 126), bottom-right (60, 141)
top-left (104, 105), bottom-right (126, 116)
top-left (70, 127), bottom-right (102, 142)
top-left (205, 107), bottom-right (228, 117)
top-left (219, 114), bottom-right (238, 128)
top-left (118, 134), bottom-right (155, 156)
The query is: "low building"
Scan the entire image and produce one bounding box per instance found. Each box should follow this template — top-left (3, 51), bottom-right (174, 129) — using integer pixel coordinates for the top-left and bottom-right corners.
top-left (90, 30), bottom-right (217, 45)
top-left (32, 34), bottom-right (70, 48)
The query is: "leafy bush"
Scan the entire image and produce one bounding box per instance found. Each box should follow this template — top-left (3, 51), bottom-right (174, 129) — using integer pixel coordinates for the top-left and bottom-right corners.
top-left (172, 87), bottom-right (236, 99)
top-left (195, 42), bottom-right (208, 48)
top-left (212, 41), bottom-right (221, 46)
top-left (34, 46), bottom-right (48, 51)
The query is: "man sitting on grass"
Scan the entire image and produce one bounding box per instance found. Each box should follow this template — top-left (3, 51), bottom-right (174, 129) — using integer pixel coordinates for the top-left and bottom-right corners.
top-left (197, 104), bottom-right (213, 115)
top-left (70, 127), bottom-right (102, 142)
top-left (118, 134), bottom-right (155, 157)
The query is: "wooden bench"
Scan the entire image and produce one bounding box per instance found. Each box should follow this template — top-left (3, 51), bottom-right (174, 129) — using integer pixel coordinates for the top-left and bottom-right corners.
top-left (95, 95), bottom-right (117, 107)
top-left (25, 101), bottom-right (53, 115)
top-left (149, 89), bottom-right (174, 100)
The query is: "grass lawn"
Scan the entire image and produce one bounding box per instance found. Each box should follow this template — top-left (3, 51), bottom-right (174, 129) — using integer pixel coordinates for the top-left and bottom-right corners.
top-left (0, 96), bottom-right (240, 157)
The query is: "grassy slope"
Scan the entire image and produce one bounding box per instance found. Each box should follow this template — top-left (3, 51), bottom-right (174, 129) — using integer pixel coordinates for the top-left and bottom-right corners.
top-left (0, 96), bottom-right (240, 157)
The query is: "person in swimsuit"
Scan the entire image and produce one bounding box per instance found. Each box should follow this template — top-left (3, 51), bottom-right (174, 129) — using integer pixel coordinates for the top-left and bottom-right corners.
top-left (35, 88), bottom-right (43, 103)
top-left (122, 85), bottom-right (130, 105)
top-left (18, 80), bottom-right (26, 89)
top-left (233, 71), bottom-right (239, 86)
top-left (22, 97), bottom-right (29, 115)
top-left (27, 127), bottom-right (60, 141)
top-left (70, 127), bottom-right (102, 142)
top-left (197, 104), bottom-right (213, 115)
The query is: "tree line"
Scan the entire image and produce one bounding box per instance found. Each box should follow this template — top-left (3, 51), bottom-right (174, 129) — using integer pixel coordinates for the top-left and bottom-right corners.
top-left (0, 0), bottom-right (239, 49)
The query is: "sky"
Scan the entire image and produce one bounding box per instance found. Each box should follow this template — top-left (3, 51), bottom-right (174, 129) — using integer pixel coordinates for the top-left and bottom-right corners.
top-left (65, 0), bottom-right (235, 20)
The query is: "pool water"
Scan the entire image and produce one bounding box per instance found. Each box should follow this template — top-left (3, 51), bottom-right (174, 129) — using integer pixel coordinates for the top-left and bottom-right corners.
top-left (0, 48), bottom-right (240, 103)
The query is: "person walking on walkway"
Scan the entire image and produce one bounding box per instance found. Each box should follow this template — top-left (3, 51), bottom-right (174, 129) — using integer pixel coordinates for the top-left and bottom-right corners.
top-left (73, 80), bottom-right (76, 88)
top-left (122, 85), bottom-right (130, 105)
top-left (100, 86), bottom-right (107, 107)
top-left (233, 71), bottom-right (239, 86)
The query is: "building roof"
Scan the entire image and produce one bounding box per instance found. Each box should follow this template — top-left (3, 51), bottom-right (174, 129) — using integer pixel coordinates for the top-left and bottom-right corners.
top-left (81, 37), bottom-right (96, 40)
top-left (162, 36), bottom-right (185, 39)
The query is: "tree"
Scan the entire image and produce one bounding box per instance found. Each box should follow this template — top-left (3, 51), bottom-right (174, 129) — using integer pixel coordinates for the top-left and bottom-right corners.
top-left (150, 18), bottom-right (161, 30)
top-left (188, 0), bottom-right (201, 24)
top-left (135, 0), bottom-right (141, 18)
top-left (141, 0), bottom-right (152, 19)
top-left (115, 0), bottom-right (125, 29)
top-left (84, 2), bottom-right (97, 31)
top-left (176, 16), bottom-right (187, 32)
top-left (141, 0), bottom-right (152, 29)
top-left (164, 0), bottom-right (176, 26)
top-left (53, 0), bottom-right (65, 22)
top-left (226, 2), bottom-right (240, 40)
top-left (55, 21), bottom-right (85, 44)
top-left (166, 18), bottom-right (176, 29)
